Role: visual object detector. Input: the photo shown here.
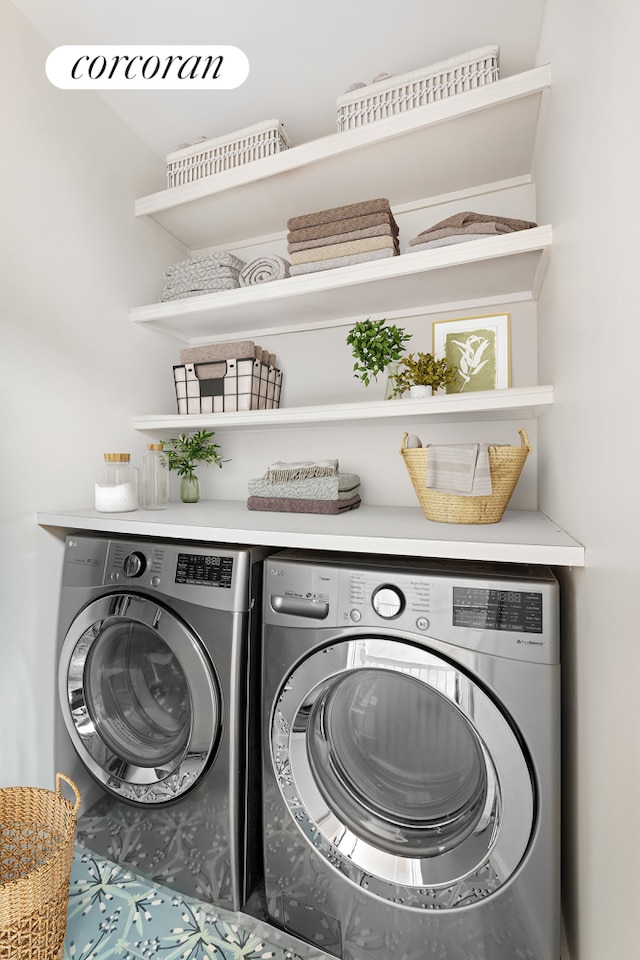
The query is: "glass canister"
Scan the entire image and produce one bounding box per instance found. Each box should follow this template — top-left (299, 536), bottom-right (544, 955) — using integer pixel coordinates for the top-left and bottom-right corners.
top-left (140, 443), bottom-right (170, 511)
top-left (95, 453), bottom-right (139, 512)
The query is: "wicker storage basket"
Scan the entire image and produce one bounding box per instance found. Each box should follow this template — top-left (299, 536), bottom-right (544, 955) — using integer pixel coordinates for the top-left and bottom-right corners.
top-left (0, 774), bottom-right (80, 960)
top-left (166, 119), bottom-right (291, 187)
top-left (337, 45), bottom-right (499, 132)
top-left (400, 428), bottom-right (531, 524)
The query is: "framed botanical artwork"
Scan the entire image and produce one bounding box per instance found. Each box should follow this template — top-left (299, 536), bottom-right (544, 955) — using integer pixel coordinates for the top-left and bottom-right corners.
top-left (432, 313), bottom-right (511, 394)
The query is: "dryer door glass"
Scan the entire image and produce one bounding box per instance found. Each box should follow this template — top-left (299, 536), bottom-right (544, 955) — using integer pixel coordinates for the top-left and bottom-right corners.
top-left (84, 619), bottom-right (191, 767)
top-left (306, 668), bottom-right (487, 857)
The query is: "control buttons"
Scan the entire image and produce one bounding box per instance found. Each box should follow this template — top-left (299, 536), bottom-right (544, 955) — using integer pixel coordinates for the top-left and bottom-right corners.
top-left (109, 571), bottom-right (120, 582)
top-left (349, 609), bottom-right (362, 622)
top-left (416, 617), bottom-right (430, 631)
top-left (150, 576), bottom-right (161, 588)
top-left (122, 551), bottom-right (147, 578)
top-left (371, 585), bottom-right (405, 619)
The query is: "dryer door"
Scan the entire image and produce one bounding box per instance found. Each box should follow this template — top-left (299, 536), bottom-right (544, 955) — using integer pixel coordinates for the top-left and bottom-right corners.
top-left (271, 636), bottom-right (535, 908)
top-left (59, 592), bottom-right (221, 804)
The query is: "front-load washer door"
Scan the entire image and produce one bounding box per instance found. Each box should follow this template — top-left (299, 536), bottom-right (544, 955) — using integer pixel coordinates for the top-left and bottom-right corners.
top-left (59, 592), bottom-right (221, 804)
top-left (271, 636), bottom-right (535, 908)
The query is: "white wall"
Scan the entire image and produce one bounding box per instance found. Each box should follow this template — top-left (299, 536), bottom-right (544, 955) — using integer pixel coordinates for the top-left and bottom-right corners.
top-left (0, 0), bottom-right (181, 787)
top-left (535, 2), bottom-right (640, 958)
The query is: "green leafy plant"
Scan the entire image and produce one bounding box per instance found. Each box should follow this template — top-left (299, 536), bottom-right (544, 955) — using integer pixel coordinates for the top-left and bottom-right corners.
top-left (162, 430), bottom-right (228, 480)
top-left (392, 352), bottom-right (459, 396)
top-left (346, 317), bottom-right (412, 386)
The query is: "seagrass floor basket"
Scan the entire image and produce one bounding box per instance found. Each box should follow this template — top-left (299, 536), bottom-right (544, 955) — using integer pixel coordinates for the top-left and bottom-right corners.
top-left (400, 428), bottom-right (531, 524)
top-left (0, 774), bottom-right (80, 960)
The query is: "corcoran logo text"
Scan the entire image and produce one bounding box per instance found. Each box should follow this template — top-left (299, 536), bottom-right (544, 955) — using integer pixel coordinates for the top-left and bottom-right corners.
top-left (46, 45), bottom-right (249, 90)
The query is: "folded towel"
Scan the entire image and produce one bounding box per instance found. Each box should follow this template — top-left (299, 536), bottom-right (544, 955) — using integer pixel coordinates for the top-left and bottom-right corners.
top-left (165, 251), bottom-right (247, 275)
top-left (239, 255), bottom-right (291, 286)
top-left (179, 341), bottom-right (261, 364)
top-left (247, 494), bottom-right (361, 514)
top-left (287, 198), bottom-right (392, 232)
top-left (408, 211), bottom-right (538, 246)
top-left (290, 235), bottom-right (397, 265)
top-left (288, 222), bottom-right (398, 254)
top-left (425, 443), bottom-right (492, 496)
top-left (248, 473), bottom-right (361, 500)
top-left (161, 279), bottom-right (239, 300)
top-left (289, 247), bottom-right (396, 276)
top-left (288, 211), bottom-right (399, 244)
top-left (163, 277), bottom-right (241, 295)
top-left (406, 233), bottom-right (498, 253)
top-left (264, 459), bottom-right (339, 481)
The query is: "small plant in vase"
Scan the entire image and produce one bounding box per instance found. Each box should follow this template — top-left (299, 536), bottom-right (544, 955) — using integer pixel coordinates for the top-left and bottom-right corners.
top-left (346, 317), bottom-right (412, 397)
top-left (392, 352), bottom-right (458, 398)
top-left (162, 429), bottom-right (228, 503)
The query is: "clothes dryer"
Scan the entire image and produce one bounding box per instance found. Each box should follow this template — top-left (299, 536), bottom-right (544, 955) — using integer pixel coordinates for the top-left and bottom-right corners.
top-left (261, 550), bottom-right (560, 960)
top-left (56, 534), bottom-right (269, 911)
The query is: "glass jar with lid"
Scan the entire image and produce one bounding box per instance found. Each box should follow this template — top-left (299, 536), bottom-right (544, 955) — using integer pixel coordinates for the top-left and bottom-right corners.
top-left (140, 443), bottom-right (169, 510)
top-left (95, 453), bottom-right (139, 512)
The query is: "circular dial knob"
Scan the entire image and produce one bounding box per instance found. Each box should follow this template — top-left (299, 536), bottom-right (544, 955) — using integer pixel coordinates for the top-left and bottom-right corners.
top-left (371, 584), bottom-right (405, 619)
top-left (122, 551), bottom-right (147, 578)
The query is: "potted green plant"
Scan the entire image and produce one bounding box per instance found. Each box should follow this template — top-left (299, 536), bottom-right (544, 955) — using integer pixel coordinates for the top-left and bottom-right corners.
top-left (392, 352), bottom-right (458, 398)
top-left (162, 429), bottom-right (228, 503)
top-left (346, 317), bottom-right (412, 395)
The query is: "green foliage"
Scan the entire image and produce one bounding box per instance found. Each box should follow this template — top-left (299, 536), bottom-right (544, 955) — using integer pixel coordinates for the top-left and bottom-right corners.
top-left (162, 430), bottom-right (228, 480)
top-left (392, 352), bottom-right (459, 395)
top-left (346, 317), bottom-right (412, 386)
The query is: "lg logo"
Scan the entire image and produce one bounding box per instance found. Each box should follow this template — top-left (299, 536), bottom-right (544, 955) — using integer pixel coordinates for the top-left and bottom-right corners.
top-left (270, 568), bottom-right (284, 576)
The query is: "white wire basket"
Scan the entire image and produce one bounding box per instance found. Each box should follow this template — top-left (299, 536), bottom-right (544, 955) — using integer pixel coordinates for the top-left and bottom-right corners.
top-left (174, 358), bottom-right (283, 414)
top-left (166, 119), bottom-right (291, 188)
top-left (337, 46), bottom-right (499, 132)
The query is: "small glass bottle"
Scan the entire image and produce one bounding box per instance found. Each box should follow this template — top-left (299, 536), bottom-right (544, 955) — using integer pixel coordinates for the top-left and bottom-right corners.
top-left (140, 443), bottom-right (170, 511)
top-left (95, 453), bottom-right (139, 513)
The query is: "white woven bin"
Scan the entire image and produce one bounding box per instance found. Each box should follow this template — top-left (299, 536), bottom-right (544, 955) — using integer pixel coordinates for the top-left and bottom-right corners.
top-left (337, 45), bottom-right (499, 132)
top-left (174, 358), bottom-right (283, 414)
top-left (167, 119), bottom-right (291, 188)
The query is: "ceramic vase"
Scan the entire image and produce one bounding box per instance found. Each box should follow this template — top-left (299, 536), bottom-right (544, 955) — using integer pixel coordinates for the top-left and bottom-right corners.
top-left (408, 384), bottom-right (433, 398)
top-left (180, 474), bottom-right (200, 503)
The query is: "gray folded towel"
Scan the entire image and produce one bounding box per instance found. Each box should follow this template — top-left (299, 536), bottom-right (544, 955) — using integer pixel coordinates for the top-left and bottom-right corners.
top-left (239, 256), bottom-right (291, 286)
top-left (264, 459), bottom-right (339, 481)
top-left (165, 251), bottom-right (247, 275)
top-left (289, 247), bottom-right (396, 276)
top-left (287, 198), bottom-right (392, 232)
top-left (290, 235), bottom-right (397, 265)
top-left (247, 494), bottom-right (361, 514)
top-left (248, 473), bottom-right (361, 500)
top-left (288, 210), bottom-right (399, 244)
top-left (425, 443), bottom-right (492, 496)
top-left (179, 341), bottom-right (263, 364)
top-left (406, 233), bottom-right (497, 253)
top-left (161, 279), bottom-right (240, 300)
top-left (408, 211), bottom-right (538, 246)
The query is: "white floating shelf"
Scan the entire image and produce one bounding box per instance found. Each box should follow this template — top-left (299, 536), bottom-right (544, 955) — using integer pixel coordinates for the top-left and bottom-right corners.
top-left (135, 66), bottom-right (551, 250)
top-left (36, 503), bottom-right (584, 568)
top-left (132, 227), bottom-right (551, 343)
top-left (132, 385), bottom-right (554, 433)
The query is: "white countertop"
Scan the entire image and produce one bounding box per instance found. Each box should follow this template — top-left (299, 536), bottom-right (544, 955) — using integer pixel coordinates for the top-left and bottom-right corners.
top-left (37, 501), bottom-right (584, 566)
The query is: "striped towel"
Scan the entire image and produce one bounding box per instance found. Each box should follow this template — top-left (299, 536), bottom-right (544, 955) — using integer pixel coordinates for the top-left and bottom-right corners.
top-left (425, 443), bottom-right (492, 496)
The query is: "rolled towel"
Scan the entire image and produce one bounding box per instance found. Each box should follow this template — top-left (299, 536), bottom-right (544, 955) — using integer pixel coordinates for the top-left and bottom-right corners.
top-left (425, 443), bottom-right (492, 496)
top-left (288, 222), bottom-right (398, 253)
top-left (290, 235), bottom-right (397, 265)
top-left (288, 211), bottom-right (399, 244)
top-left (239, 255), bottom-right (291, 286)
top-left (264, 459), bottom-right (338, 481)
top-left (247, 494), bottom-right (361, 514)
top-left (287, 198), bottom-right (392, 232)
top-left (289, 247), bottom-right (396, 276)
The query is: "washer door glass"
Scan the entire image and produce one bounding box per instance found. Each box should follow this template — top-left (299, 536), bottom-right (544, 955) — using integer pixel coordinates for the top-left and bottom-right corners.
top-left (60, 593), bottom-right (221, 804)
top-left (306, 668), bottom-right (487, 857)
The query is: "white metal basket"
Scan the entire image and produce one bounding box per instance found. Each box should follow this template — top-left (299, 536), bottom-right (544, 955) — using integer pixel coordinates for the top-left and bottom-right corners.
top-left (174, 358), bottom-right (283, 414)
top-left (167, 119), bottom-right (291, 188)
top-left (337, 46), bottom-right (499, 132)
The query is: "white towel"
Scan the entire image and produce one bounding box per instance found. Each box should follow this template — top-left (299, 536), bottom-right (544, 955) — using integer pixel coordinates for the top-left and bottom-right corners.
top-left (264, 459), bottom-right (339, 481)
top-left (425, 443), bottom-right (492, 496)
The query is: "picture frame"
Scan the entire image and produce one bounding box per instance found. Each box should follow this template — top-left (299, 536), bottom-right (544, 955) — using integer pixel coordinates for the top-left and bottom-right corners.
top-left (432, 312), bottom-right (511, 394)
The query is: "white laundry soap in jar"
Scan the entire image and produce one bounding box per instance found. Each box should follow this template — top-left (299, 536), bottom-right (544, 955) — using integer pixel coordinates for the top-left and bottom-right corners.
top-left (95, 453), bottom-right (139, 512)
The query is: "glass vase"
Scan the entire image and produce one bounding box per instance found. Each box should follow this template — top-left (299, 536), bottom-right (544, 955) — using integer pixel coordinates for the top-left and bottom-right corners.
top-left (384, 362), bottom-right (401, 400)
top-left (180, 474), bottom-right (200, 503)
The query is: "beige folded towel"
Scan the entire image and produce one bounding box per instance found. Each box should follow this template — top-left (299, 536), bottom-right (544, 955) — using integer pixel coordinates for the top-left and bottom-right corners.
top-left (288, 222), bottom-right (398, 254)
top-left (290, 235), bottom-right (397, 265)
top-left (409, 211), bottom-right (538, 246)
top-left (287, 198), bottom-right (392, 231)
top-left (425, 443), bottom-right (492, 496)
top-left (179, 341), bottom-right (261, 364)
top-left (288, 211), bottom-right (399, 244)
top-left (289, 247), bottom-right (396, 276)
top-left (264, 459), bottom-right (339, 481)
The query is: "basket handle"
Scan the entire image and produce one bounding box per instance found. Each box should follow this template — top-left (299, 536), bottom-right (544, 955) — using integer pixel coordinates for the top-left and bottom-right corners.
top-left (399, 432), bottom-right (409, 455)
top-left (518, 428), bottom-right (532, 454)
top-left (56, 772), bottom-right (81, 814)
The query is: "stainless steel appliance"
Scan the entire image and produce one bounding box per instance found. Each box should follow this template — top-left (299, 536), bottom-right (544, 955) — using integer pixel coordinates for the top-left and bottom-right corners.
top-left (261, 550), bottom-right (560, 960)
top-left (56, 533), bottom-right (269, 910)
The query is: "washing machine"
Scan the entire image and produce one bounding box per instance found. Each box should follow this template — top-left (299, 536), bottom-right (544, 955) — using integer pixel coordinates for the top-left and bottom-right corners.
top-left (261, 550), bottom-right (561, 960)
top-left (55, 533), bottom-right (269, 911)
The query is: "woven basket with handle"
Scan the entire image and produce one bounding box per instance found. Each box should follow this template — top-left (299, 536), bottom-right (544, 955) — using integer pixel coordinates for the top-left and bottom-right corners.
top-left (400, 428), bottom-right (531, 524)
top-left (0, 773), bottom-right (81, 960)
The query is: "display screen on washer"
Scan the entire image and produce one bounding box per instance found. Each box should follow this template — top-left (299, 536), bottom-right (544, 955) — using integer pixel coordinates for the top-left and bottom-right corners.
top-left (175, 553), bottom-right (233, 587)
top-left (453, 587), bottom-right (543, 633)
